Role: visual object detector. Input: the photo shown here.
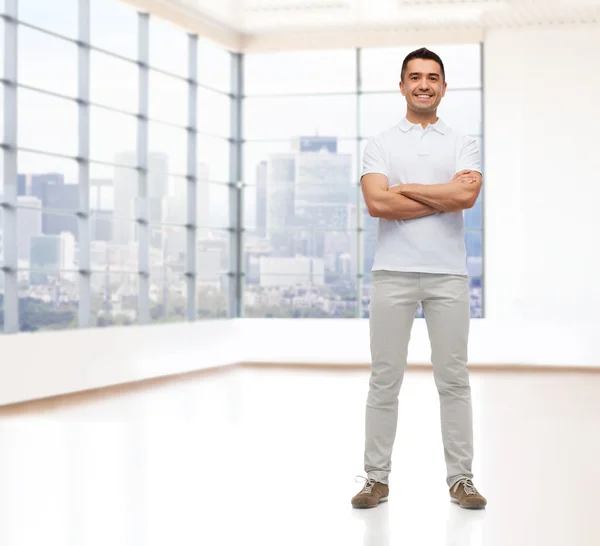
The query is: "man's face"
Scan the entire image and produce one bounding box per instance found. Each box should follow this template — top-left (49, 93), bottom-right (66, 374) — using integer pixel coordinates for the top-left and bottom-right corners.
top-left (400, 58), bottom-right (447, 113)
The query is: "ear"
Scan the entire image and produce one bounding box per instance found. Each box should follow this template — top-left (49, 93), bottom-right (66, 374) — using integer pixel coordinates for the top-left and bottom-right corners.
top-left (399, 80), bottom-right (405, 96)
top-left (441, 81), bottom-right (447, 96)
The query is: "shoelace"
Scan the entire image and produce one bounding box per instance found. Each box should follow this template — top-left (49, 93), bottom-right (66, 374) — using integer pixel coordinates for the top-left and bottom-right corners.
top-left (355, 475), bottom-right (376, 494)
top-left (453, 479), bottom-right (478, 496)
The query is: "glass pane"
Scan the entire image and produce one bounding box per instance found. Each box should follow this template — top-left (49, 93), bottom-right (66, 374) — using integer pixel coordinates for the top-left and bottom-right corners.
top-left (244, 50), bottom-right (356, 95)
top-left (112, 164), bottom-right (138, 221)
top-left (197, 135), bottom-right (230, 182)
top-left (464, 191), bottom-right (483, 230)
top-left (437, 89), bottom-right (482, 136)
top-left (361, 44), bottom-right (481, 92)
top-left (198, 86), bottom-right (231, 138)
top-left (90, 162), bottom-right (139, 224)
top-left (90, 216), bottom-right (138, 272)
top-left (19, 0), bottom-right (78, 39)
top-left (18, 270), bottom-right (79, 332)
top-left (203, 182), bottom-right (230, 230)
top-left (197, 278), bottom-right (227, 319)
top-left (0, 271), bottom-right (4, 332)
top-left (18, 88), bottom-right (78, 155)
top-left (242, 139), bottom-right (358, 231)
top-left (24, 217), bottom-right (77, 269)
top-left (244, 275), bottom-right (357, 318)
top-left (361, 276), bottom-right (371, 318)
top-left (91, 271), bottom-right (138, 327)
top-left (149, 224), bottom-right (187, 322)
top-left (360, 89), bottom-right (481, 138)
top-left (148, 123), bottom-right (187, 177)
top-left (243, 138), bottom-right (358, 193)
top-left (466, 230), bottom-right (482, 277)
top-left (89, 168), bottom-right (115, 210)
top-left (0, 20), bottom-right (4, 79)
top-left (197, 232), bottom-right (229, 278)
top-left (90, 107), bottom-right (138, 166)
top-left (17, 152), bottom-right (79, 203)
top-left (469, 276), bottom-right (483, 318)
top-left (0, 84), bottom-right (3, 143)
top-left (18, 26), bottom-right (77, 98)
top-left (166, 179), bottom-right (230, 230)
top-left (149, 17), bottom-right (188, 77)
top-left (149, 224), bottom-right (185, 259)
top-left (149, 70), bottom-right (188, 126)
top-left (198, 39), bottom-right (231, 93)
top-left (359, 93), bottom-right (404, 138)
top-left (248, 228), bottom-right (356, 275)
top-left (362, 230), bottom-right (378, 274)
top-left (150, 274), bottom-right (186, 323)
top-left (90, 50), bottom-right (138, 112)
top-left (0, 158), bottom-right (3, 267)
top-left (244, 96), bottom-right (357, 140)
top-left (17, 209), bottom-right (76, 268)
top-left (90, 0), bottom-right (138, 59)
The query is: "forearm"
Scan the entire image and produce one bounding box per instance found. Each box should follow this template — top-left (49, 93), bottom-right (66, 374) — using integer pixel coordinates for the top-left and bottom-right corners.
top-left (397, 183), bottom-right (476, 212)
top-left (369, 192), bottom-right (439, 220)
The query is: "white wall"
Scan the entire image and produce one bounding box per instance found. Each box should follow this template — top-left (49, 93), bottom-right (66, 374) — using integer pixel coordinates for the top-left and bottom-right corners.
top-left (484, 25), bottom-right (600, 323)
top-left (2, 316), bottom-right (599, 406)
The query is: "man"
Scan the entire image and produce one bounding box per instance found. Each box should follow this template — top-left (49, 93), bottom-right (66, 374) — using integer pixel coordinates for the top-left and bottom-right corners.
top-left (351, 48), bottom-right (486, 510)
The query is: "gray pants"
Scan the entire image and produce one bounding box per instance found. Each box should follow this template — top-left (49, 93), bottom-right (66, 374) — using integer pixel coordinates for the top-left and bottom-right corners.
top-left (364, 271), bottom-right (474, 488)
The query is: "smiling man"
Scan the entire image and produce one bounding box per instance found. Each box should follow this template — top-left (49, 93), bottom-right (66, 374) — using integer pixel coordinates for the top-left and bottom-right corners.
top-left (352, 48), bottom-right (486, 510)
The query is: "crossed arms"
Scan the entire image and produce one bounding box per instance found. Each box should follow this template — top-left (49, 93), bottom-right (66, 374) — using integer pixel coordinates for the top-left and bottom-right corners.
top-left (361, 170), bottom-right (482, 221)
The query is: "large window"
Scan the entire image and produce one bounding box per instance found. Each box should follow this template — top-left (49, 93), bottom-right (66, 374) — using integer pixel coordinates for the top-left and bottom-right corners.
top-left (0, 0), bottom-right (483, 333)
top-left (242, 44), bottom-right (484, 319)
top-left (0, 0), bottom-right (233, 333)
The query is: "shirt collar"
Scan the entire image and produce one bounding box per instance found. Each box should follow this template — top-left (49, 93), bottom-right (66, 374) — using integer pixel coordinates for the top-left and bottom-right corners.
top-left (399, 117), bottom-right (448, 134)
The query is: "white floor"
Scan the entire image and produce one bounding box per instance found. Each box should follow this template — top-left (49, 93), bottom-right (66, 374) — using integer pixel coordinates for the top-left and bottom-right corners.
top-left (0, 365), bottom-right (598, 546)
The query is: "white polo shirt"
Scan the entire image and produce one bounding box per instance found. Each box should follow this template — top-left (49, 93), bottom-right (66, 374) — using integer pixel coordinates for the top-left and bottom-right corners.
top-left (362, 117), bottom-right (481, 276)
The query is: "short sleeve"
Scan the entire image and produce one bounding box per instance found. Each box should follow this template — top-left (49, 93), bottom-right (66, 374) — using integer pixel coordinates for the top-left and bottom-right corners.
top-left (455, 137), bottom-right (481, 174)
top-left (361, 137), bottom-right (388, 178)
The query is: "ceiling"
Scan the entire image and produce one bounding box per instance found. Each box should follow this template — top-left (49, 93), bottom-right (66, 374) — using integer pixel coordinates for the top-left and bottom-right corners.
top-left (128, 0), bottom-right (600, 50)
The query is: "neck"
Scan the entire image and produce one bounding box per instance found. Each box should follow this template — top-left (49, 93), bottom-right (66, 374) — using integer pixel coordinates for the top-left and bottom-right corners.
top-left (406, 109), bottom-right (438, 128)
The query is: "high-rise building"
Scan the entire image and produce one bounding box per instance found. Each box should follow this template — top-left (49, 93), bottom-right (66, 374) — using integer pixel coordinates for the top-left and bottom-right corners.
top-left (17, 173), bottom-right (79, 239)
top-left (113, 151), bottom-right (169, 247)
top-left (90, 178), bottom-right (113, 211)
top-left (265, 154), bottom-right (296, 256)
top-left (16, 196), bottom-right (43, 264)
top-left (197, 162), bottom-right (210, 239)
top-left (113, 152), bottom-right (138, 245)
top-left (29, 233), bottom-right (75, 285)
top-left (294, 150), bottom-right (353, 229)
top-left (293, 136), bottom-right (337, 153)
top-left (255, 161), bottom-right (267, 237)
top-left (90, 179), bottom-right (114, 243)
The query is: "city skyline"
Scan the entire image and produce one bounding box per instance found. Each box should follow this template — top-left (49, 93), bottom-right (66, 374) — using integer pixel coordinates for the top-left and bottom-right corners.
top-left (2, 133), bottom-right (483, 327)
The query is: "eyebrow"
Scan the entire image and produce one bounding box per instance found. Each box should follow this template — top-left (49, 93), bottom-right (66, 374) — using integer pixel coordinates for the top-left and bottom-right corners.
top-left (408, 72), bottom-right (440, 78)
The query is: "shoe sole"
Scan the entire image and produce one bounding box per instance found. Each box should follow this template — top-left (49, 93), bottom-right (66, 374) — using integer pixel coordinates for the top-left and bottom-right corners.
top-left (352, 496), bottom-right (388, 509)
top-left (450, 498), bottom-right (486, 510)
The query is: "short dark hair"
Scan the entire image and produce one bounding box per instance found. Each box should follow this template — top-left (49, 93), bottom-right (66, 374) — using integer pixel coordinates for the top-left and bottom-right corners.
top-left (401, 47), bottom-right (445, 83)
